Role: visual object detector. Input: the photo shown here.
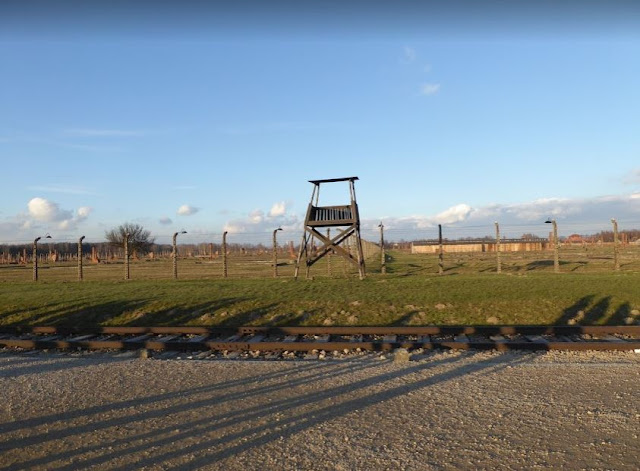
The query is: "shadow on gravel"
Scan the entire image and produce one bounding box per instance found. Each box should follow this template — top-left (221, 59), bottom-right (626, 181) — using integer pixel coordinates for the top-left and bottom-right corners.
top-left (0, 355), bottom-right (128, 379)
top-left (0, 353), bottom-right (532, 470)
top-left (136, 353), bottom-right (531, 470)
top-left (0, 360), bottom-right (380, 470)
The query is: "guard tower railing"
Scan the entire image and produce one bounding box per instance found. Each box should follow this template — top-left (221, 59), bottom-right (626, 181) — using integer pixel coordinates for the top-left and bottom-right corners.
top-left (307, 205), bottom-right (355, 227)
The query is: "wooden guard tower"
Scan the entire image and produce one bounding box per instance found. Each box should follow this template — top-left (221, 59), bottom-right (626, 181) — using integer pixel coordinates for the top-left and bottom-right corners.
top-left (294, 177), bottom-right (366, 280)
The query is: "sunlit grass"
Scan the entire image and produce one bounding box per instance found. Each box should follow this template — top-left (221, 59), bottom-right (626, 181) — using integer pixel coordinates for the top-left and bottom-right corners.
top-left (0, 248), bottom-right (638, 327)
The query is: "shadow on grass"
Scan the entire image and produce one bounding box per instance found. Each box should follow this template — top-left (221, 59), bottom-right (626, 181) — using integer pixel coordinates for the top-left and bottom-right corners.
top-left (388, 310), bottom-right (419, 326)
top-left (216, 303), bottom-right (279, 327)
top-left (263, 310), bottom-right (314, 326)
top-left (608, 302), bottom-right (632, 325)
top-left (2, 300), bottom-right (150, 328)
top-left (130, 299), bottom-right (247, 326)
top-left (555, 295), bottom-right (631, 325)
top-left (526, 260), bottom-right (572, 271)
top-left (582, 296), bottom-right (611, 324)
top-left (0, 300), bottom-right (85, 323)
top-left (555, 295), bottom-right (595, 325)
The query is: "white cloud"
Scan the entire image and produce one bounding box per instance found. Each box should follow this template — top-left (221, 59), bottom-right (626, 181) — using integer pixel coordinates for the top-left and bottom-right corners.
top-left (433, 204), bottom-right (473, 224)
top-left (249, 209), bottom-right (264, 223)
top-left (159, 217), bottom-right (173, 225)
top-left (420, 83), bottom-right (441, 96)
top-left (28, 197), bottom-right (73, 222)
top-left (177, 204), bottom-right (199, 216)
top-left (222, 222), bottom-right (247, 234)
top-left (77, 207), bottom-right (92, 221)
top-left (268, 201), bottom-right (287, 217)
top-left (623, 168), bottom-right (640, 185)
top-left (363, 193), bottom-right (640, 240)
top-left (223, 203), bottom-right (300, 235)
top-left (21, 198), bottom-right (92, 234)
top-left (402, 46), bottom-right (416, 63)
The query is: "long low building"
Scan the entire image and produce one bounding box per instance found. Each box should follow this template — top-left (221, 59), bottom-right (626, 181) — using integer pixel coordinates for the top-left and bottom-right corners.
top-left (411, 239), bottom-right (548, 254)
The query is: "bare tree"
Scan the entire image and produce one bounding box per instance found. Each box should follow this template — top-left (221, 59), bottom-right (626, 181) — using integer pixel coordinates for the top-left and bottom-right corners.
top-left (105, 223), bottom-right (155, 255)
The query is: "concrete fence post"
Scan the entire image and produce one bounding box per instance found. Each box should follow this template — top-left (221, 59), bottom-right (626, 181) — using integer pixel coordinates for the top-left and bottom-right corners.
top-left (545, 219), bottom-right (560, 273)
top-left (438, 224), bottom-right (444, 275)
top-left (222, 231), bottom-right (228, 278)
top-left (78, 236), bottom-right (85, 281)
top-left (553, 221), bottom-right (559, 273)
top-left (379, 222), bottom-right (386, 274)
top-left (124, 232), bottom-right (130, 280)
top-left (32, 234), bottom-right (51, 281)
top-left (32, 238), bottom-right (40, 282)
top-left (495, 222), bottom-right (501, 274)
top-left (172, 230), bottom-right (186, 279)
top-left (611, 218), bottom-right (620, 271)
top-left (273, 228), bottom-right (282, 278)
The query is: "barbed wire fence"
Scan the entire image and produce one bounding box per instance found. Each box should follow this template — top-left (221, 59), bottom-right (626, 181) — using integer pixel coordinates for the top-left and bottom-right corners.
top-left (1, 218), bottom-right (639, 281)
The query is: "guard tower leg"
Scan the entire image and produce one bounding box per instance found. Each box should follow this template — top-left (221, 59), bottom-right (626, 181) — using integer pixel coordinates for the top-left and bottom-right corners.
top-left (294, 231), bottom-right (308, 280)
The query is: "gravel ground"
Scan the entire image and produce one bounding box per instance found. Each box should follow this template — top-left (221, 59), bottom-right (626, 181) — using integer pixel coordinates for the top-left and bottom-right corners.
top-left (0, 349), bottom-right (639, 470)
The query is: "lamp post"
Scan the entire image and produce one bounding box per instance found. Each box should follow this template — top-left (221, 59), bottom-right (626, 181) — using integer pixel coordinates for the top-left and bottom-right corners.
top-left (272, 227), bottom-right (282, 278)
top-left (495, 221), bottom-right (501, 274)
top-left (173, 230), bottom-right (187, 279)
top-left (378, 222), bottom-right (386, 274)
top-left (545, 219), bottom-right (559, 273)
top-left (78, 235), bottom-right (85, 281)
top-left (33, 234), bottom-right (51, 281)
top-left (124, 231), bottom-right (130, 280)
top-left (611, 218), bottom-right (620, 271)
top-left (222, 231), bottom-right (228, 278)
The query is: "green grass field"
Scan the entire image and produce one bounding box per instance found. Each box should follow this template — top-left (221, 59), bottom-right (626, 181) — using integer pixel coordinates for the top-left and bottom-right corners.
top-left (0, 248), bottom-right (638, 327)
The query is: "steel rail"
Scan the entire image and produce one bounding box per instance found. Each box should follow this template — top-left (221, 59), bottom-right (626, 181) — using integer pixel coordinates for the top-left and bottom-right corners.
top-left (2, 325), bottom-right (639, 336)
top-left (0, 325), bottom-right (639, 353)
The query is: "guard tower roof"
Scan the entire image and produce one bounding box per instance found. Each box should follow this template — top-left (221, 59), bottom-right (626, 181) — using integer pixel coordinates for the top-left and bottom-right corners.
top-left (308, 176), bottom-right (359, 184)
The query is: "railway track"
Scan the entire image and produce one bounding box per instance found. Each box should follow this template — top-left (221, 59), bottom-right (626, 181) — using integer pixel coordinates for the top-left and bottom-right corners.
top-left (1, 325), bottom-right (639, 353)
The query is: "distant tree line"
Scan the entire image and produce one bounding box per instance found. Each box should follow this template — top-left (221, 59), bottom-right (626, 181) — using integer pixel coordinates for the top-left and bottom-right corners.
top-left (2, 225), bottom-right (639, 259)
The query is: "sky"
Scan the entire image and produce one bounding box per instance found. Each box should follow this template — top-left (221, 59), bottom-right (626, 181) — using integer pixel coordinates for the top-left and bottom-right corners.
top-left (1, 1), bottom-right (640, 245)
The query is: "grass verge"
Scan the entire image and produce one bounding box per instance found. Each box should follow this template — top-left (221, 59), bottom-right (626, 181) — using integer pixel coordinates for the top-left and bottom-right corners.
top-left (1, 271), bottom-right (638, 327)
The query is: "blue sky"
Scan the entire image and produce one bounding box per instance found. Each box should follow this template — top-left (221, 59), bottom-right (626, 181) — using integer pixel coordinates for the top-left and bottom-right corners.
top-left (1, 2), bottom-right (640, 244)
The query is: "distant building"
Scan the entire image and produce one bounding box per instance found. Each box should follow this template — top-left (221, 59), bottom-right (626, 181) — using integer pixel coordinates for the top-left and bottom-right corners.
top-left (565, 234), bottom-right (586, 244)
top-left (411, 239), bottom-right (547, 254)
